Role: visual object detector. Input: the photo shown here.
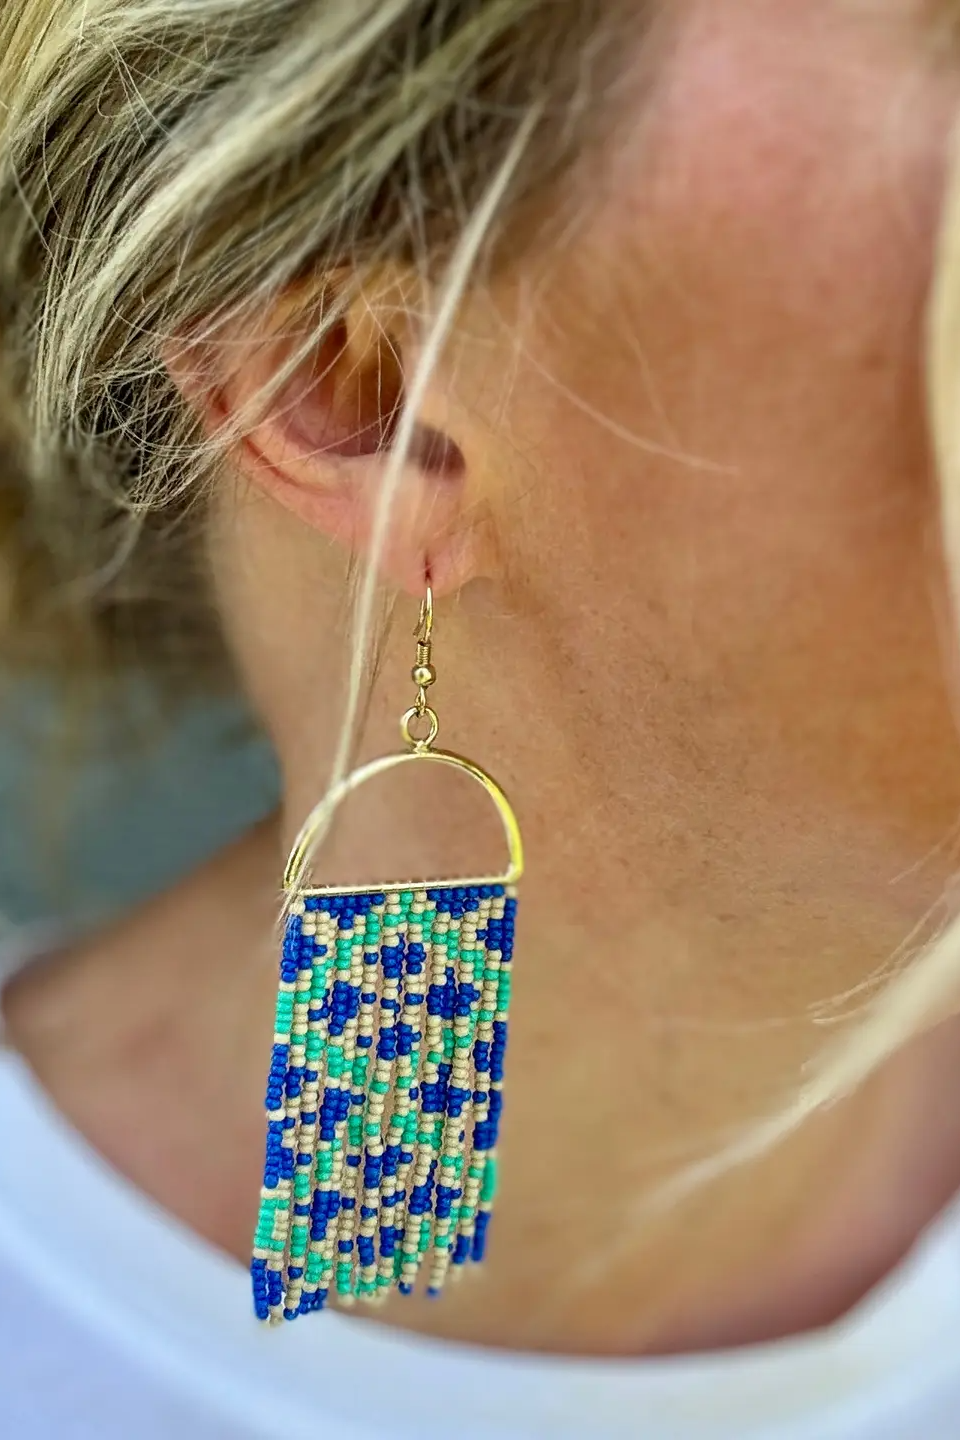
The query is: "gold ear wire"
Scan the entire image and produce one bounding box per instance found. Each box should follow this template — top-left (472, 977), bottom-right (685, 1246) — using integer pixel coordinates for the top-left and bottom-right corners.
top-left (403, 577), bottom-right (438, 751)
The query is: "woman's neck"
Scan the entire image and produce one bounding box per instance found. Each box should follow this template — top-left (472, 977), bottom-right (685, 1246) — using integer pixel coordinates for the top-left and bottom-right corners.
top-left (5, 817), bottom-right (960, 1357)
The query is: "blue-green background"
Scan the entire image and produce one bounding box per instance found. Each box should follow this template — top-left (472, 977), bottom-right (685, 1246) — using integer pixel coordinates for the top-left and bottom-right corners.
top-left (0, 685), bottom-right (280, 929)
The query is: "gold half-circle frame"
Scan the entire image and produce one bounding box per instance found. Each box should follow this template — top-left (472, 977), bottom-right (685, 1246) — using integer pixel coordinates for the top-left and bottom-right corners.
top-left (283, 748), bottom-right (524, 896)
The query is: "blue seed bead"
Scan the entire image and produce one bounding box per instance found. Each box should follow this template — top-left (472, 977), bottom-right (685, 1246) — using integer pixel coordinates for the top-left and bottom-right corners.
top-left (473, 1210), bottom-right (492, 1259)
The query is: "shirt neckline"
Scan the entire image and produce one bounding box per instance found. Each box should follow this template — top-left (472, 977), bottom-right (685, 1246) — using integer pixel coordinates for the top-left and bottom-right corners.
top-left (4, 927), bottom-right (960, 1440)
top-left (2, 1040), bottom-right (960, 1440)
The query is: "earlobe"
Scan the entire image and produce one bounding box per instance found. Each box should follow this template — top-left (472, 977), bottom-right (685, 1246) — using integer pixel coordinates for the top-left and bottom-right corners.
top-left (238, 416), bottom-right (474, 598)
top-left (164, 281), bottom-right (481, 601)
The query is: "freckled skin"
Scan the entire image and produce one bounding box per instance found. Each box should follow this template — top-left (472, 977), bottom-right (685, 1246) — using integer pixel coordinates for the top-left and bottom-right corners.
top-left (9, 0), bottom-right (960, 1358)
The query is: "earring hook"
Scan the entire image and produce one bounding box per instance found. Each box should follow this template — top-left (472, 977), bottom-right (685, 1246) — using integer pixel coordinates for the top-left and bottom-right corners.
top-left (415, 579), bottom-right (434, 645)
top-left (403, 576), bottom-right (439, 749)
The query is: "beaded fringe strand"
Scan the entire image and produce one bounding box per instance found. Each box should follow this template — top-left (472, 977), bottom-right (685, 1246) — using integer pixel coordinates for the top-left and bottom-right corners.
top-left (252, 883), bottom-right (517, 1321)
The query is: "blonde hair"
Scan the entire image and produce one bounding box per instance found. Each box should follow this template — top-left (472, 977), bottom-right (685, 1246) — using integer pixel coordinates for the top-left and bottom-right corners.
top-left (0, 0), bottom-right (612, 683)
top-left (3, 0), bottom-right (960, 1204)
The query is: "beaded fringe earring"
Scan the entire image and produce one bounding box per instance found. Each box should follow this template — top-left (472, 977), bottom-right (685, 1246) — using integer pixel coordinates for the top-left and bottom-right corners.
top-left (251, 583), bottom-right (523, 1322)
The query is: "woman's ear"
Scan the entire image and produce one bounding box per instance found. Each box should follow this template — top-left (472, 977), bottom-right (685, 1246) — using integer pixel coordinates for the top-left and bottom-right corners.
top-left (163, 273), bottom-right (482, 598)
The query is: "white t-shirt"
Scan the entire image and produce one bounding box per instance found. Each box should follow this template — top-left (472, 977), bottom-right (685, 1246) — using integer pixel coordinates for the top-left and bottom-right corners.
top-left (2, 938), bottom-right (960, 1439)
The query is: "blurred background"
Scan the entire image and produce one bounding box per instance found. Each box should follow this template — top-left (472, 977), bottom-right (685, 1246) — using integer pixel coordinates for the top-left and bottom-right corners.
top-left (0, 683), bottom-right (280, 933)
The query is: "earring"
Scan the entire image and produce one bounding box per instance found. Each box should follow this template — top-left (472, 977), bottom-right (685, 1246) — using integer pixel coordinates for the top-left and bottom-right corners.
top-left (251, 582), bottom-right (523, 1322)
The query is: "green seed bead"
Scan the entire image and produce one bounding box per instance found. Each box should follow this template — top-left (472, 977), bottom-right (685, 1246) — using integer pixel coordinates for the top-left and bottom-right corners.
top-left (482, 1159), bottom-right (498, 1203)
